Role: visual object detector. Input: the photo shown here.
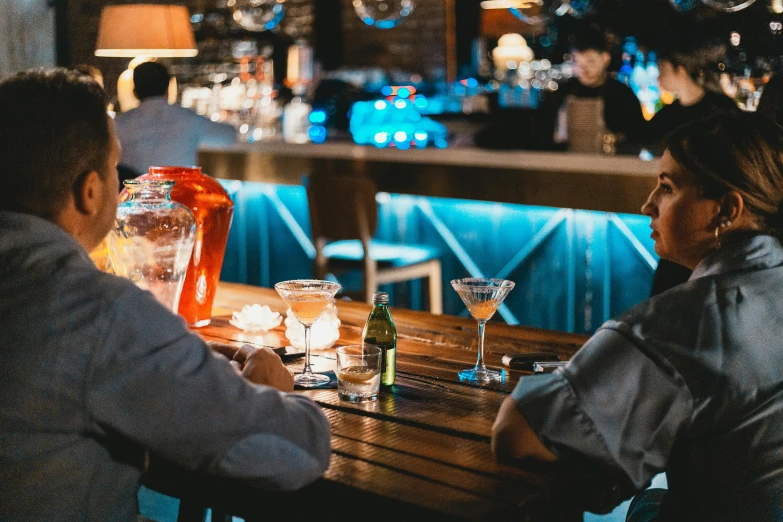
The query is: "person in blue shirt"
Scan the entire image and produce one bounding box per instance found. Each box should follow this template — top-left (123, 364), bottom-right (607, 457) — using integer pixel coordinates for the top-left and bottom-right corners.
top-left (0, 68), bottom-right (330, 522)
top-left (493, 113), bottom-right (783, 521)
top-left (115, 61), bottom-right (236, 176)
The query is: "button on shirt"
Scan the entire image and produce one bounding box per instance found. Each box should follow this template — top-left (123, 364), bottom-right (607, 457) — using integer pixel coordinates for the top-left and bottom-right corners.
top-left (114, 97), bottom-right (236, 174)
top-left (513, 234), bottom-right (783, 521)
top-left (0, 212), bottom-right (331, 521)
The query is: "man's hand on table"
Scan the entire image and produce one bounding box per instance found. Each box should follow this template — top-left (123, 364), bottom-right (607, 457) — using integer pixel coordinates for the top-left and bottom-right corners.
top-left (232, 344), bottom-right (295, 392)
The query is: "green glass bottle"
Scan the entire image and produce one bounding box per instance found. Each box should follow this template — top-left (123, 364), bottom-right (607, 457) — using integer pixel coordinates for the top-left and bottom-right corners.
top-left (362, 292), bottom-right (396, 386)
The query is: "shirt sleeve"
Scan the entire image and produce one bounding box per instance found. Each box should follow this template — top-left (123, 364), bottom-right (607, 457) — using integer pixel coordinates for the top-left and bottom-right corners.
top-left (85, 286), bottom-right (331, 491)
top-left (511, 328), bottom-right (693, 489)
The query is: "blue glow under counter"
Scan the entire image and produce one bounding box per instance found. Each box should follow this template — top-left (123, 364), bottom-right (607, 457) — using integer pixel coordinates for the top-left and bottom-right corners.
top-left (218, 180), bottom-right (656, 334)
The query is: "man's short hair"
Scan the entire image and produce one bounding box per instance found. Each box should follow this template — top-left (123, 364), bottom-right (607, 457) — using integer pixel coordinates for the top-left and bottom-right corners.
top-left (133, 61), bottom-right (170, 100)
top-left (571, 24), bottom-right (610, 54)
top-left (0, 68), bottom-right (110, 219)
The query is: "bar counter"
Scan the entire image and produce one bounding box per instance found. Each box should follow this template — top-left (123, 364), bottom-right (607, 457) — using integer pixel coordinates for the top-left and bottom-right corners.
top-left (199, 141), bottom-right (659, 214)
top-left (142, 282), bottom-right (631, 521)
top-left (200, 142), bottom-right (659, 334)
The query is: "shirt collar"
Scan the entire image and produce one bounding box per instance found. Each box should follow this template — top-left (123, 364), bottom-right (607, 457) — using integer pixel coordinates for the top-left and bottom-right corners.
top-left (138, 96), bottom-right (169, 108)
top-left (690, 234), bottom-right (783, 281)
top-left (0, 211), bottom-right (90, 265)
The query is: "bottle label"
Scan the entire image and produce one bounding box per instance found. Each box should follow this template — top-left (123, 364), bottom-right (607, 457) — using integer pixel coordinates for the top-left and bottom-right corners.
top-left (365, 337), bottom-right (395, 382)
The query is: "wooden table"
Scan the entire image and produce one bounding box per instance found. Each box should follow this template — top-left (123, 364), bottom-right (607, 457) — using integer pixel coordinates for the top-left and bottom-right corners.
top-left (143, 282), bottom-right (630, 522)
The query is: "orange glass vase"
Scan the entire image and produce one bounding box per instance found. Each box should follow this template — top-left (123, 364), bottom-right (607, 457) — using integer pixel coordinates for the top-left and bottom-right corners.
top-left (123, 166), bottom-right (234, 327)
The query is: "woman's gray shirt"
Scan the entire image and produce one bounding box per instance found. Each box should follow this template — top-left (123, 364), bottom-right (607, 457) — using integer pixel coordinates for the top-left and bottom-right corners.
top-left (513, 234), bottom-right (783, 521)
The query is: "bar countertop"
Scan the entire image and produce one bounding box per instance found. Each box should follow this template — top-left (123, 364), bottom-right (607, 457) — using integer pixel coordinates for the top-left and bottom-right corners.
top-left (199, 141), bottom-right (659, 214)
top-left (201, 140), bottom-right (660, 177)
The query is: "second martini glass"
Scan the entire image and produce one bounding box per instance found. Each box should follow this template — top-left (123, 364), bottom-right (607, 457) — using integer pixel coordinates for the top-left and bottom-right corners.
top-left (451, 278), bottom-right (515, 383)
top-left (275, 279), bottom-right (341, 387)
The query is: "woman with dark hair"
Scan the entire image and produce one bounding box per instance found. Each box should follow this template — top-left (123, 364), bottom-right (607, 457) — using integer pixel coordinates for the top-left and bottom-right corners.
top-left (647, 47), bottom-right (740, 296)
top-left (648, 46), bottom-right (739, 144)
top-left (493, 113), bottom-right (783, 521)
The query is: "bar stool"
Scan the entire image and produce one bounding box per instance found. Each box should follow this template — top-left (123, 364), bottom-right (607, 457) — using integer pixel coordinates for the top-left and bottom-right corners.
top-left (307, 174), bottom-right (443, 314)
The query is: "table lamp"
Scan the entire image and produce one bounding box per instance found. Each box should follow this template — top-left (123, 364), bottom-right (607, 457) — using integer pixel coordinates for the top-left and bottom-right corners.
top-left (94, 4), bottom-right (198, 112)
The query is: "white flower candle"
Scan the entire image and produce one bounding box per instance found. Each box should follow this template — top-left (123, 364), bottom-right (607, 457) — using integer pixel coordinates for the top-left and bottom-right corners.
top-left (229, 304), bottom-right (283, 333)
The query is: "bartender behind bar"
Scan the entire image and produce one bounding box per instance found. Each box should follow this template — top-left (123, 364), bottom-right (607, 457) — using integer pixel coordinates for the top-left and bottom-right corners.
top-left (539, 24), bottom-right (646, 150)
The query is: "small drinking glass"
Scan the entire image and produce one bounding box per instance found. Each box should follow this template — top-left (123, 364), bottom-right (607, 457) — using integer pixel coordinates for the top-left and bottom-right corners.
top-left (275, 279), bottom-right (341, 387)
top-left (335, 345), bottom-right (382, 403)
top-left (451, 278), bottom-right (515, 383)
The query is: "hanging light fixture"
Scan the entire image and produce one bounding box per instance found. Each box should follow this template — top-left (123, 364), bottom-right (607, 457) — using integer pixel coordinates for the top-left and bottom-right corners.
top-left (669, 0), bottom-right (700, 11)
top-left (353, 0), bottom-right (415, 29)
top-left (506, 0), bottom-right (592, 26)
top-left (700, 0), bottom-right (757, 12)
top-left (480, 0), bottom-right (541, 7)
top-left (230, 0), bottom-right (285, 32)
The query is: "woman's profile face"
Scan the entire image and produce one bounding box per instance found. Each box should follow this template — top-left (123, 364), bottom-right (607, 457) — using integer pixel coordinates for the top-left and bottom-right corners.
top-left (657, 60), bottom-right (679, 93)
top-left (641, 150), bottom-right (722, 269)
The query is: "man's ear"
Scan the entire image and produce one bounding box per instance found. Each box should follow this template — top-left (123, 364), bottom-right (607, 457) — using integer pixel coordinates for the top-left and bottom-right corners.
top-left (73, 170), bottom-right (103, 216)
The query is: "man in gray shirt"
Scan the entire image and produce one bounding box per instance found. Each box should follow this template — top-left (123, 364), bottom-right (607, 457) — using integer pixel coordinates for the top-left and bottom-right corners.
top-left (0, 69), bottom-right (331, 521)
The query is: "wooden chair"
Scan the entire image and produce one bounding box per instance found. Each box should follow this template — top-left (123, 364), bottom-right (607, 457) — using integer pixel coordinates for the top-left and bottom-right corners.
top-left (307, 174), bottom-right (443, 314)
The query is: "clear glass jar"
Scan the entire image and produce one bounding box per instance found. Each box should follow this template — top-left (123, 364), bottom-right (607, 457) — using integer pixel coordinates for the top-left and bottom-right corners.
top-left (108, 180), bottom-right (196, 313)
top-left (129, 166), bottom-right (235, 327)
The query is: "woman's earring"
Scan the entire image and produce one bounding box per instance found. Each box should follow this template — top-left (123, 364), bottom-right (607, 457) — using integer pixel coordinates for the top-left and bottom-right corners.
top-left (715, 220), bottom-right (732, 249)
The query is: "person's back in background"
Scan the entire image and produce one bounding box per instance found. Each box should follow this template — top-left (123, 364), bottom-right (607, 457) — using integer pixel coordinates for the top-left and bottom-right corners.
top-left (115, 61), bottom-right (236, 175)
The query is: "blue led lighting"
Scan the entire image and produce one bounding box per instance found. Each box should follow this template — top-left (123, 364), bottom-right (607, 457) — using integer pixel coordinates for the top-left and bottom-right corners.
top-left (466, 78), bottom-right (478, 89)
top-left (397, 87), bottom-right (411, 98)
top-left (219, 181), bottom-right (656, 334)
top-left (308, 125), bottom-right (327, 143)
top-left (413, 96), bottom-right (428, 109)
top-left (350, 99), bottom-right (447, 149)
top-left (308, 110), bottom-right (327, 124)
top-left (191, 13), bottom-right (204, 23)
top-left (381, 86), bottom-right (393, 96)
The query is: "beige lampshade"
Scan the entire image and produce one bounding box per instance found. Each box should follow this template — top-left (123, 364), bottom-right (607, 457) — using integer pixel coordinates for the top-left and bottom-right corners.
top-left (95, 4), bottom-right (198, 58)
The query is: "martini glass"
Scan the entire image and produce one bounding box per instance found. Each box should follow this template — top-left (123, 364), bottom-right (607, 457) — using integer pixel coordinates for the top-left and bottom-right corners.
top-left (275, 279), bottom-right (341, 387)
top-left (451, 278), bottom-right (515, 383)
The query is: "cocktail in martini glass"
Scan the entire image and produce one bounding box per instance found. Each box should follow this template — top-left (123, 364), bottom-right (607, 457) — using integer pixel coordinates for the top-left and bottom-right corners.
top-left (451, 278), bottom-right (515, 383)
top-left (275, 279), bottom-right (341, 387)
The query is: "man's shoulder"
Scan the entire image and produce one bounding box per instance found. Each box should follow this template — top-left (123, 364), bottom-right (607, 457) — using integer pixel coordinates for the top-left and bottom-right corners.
top-left (605, 78), bottom-right (637, 97)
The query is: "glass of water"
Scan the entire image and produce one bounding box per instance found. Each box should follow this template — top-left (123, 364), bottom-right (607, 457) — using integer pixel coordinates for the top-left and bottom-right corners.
top-left (336, 345), bottom-right (382, 403)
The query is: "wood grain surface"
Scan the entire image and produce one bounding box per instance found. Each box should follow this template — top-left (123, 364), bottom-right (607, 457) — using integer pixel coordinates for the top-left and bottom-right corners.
top-left (144, 282), bottom-right (610, 522)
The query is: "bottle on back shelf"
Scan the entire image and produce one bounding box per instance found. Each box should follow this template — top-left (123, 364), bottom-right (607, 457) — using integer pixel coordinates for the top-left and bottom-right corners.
top-left (362, 292), bottom-right (397, 386)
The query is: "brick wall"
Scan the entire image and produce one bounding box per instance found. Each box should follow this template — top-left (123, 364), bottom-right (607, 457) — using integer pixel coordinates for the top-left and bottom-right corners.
top-left (67, 0), bottom-right (447, 98)
top-left (340, 0), bottom-right (447, 77)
